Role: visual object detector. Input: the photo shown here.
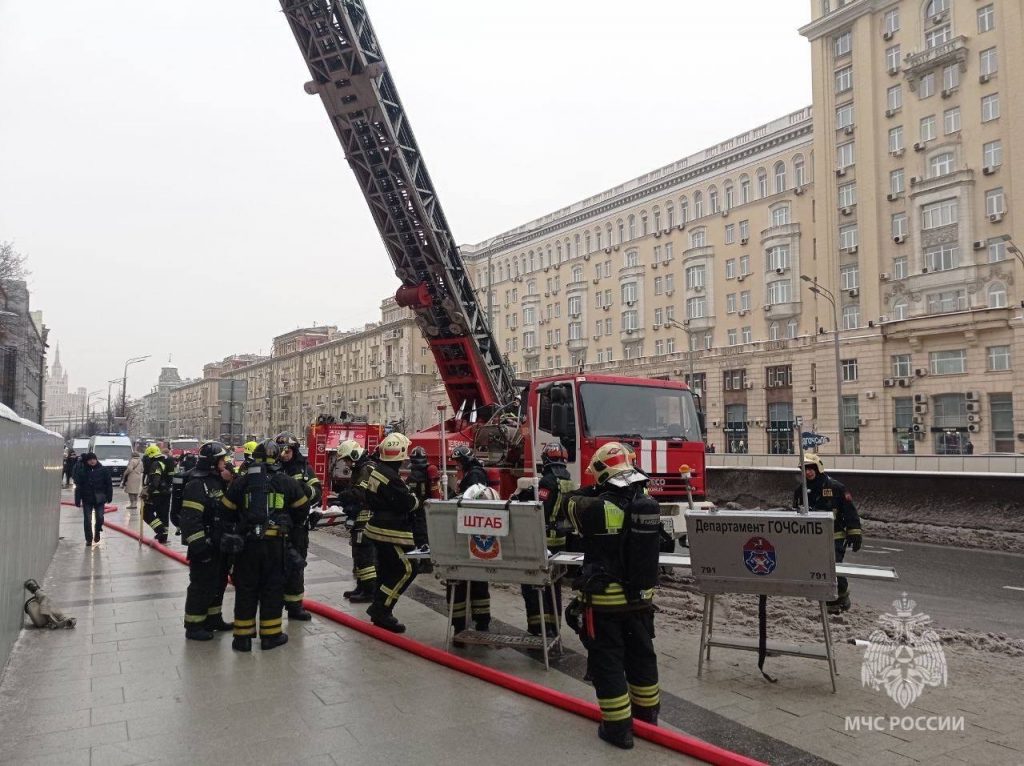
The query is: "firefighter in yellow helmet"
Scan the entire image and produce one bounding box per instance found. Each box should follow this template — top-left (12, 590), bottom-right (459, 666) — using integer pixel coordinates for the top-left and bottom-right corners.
top-left (337, 439), bottom-right (377, 603)
top-left (360, 432), bottom-right (420, 632)
top-left (565, 442), bottom-right (661, 749)
top-left (141, 444), bottom-right (174, 544)
top-left (793, 452), bottom-right (863, 613)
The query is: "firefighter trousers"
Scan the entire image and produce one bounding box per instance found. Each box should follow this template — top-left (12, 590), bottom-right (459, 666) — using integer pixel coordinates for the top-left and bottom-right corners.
top-left (232, 537), bottom-right (285, 638)
top-left (583, 609), bottom-right (660, 729)
top-left (143, 495), bottom-right (170, 540)
top-left (183, 552), bottom-right (230, 629)
top-left (834, 541), bottom-right (849, 599)
top-left (447, 580), bottom-right (491, 631)
top-left (520, 581), bottom-right (562, 635)
top-left (371, 541), bottom-right (418, 610)
top-left (283, 525), bottom-right (309, 608)
top-left (411, 507), bottom-right (429, 548)
top-left (351, 528), bottom-right (377, 585)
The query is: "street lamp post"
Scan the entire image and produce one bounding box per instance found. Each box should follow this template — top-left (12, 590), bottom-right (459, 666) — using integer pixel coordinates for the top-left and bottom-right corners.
top-left (106, 378), bottom-right (121, 432)
top-left (662, 317), bottom-right (701, 409)
top-left (801, 275), bottom-right (844, 453)
top-left (120, 356), bottom-right (150, 422)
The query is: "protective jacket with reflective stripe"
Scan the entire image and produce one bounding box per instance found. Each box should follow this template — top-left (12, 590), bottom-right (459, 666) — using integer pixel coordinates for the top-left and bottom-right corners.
top-left (181, 470), bottom-right (229, 545)
top-left (360, 461), bottom-right (418, 545)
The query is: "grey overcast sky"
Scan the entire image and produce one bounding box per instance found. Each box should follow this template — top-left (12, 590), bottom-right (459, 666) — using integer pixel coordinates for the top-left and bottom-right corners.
top-left (0, 1), bottom-right (812, 400)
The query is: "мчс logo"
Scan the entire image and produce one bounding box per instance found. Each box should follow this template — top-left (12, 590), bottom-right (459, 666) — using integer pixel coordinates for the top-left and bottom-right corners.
top-left (742, 536), bottom-right (777, 576)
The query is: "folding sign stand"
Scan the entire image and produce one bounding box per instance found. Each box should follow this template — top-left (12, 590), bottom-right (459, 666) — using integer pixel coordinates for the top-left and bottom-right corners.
top-left (422, 497), bottom-right (563, 669)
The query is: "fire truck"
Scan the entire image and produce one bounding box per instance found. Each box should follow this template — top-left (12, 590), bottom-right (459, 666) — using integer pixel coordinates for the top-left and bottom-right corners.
top-left (280, 1), bottom-right (708, 524)
top-left (306, 417), bottom-right (384, 509)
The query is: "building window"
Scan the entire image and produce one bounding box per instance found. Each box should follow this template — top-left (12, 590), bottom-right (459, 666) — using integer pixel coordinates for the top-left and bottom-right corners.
top-left (724, 369), bottom-right (746, 391)
top-left (979, 47), bottom-right (998, 77)
top-left (724, 185), bottom-right (734, 211)
top-left (842, 396), bottom-right (861, 454)
top-left (885, 45), bottom-right (901, 73)
top-left (686, 297), bottom-right (707, 319)
top-left (982, 93), bottom-right (1000, 122)
top-left (983, 140), bottom-right (1002, 169)
top-left (689, 228), bottom-right (706, 248)
top-left (920, 115), bottom-right (936, 142)
top-left (890, 169), bottom-right (905, 195)
top-left (774, 162), bottom-right (787, 193)
top-left (892, 299), bottom-right (909, 320)
top-left (725, 224), bottom-right (735, 244)
top-left (727, 329), bottom-right (738, 346)
top-left (622, 310), bottom-right (638, 331)
top-left (624, 248), bottom-right (640, 267)
top-left (739, 256), bottom-right (750, 277)
top-left (887, 85), bottom-right (902, 112)
top-left (930, 349), bottom-right (967, 375)
top-left (840, 264), bottom-right (859, 290)
top-left (838, 182), bottom-right (856, 208)
top-left (724, 403), bottom-right (748, 454)
top-left (708, 188), bottom-right (719, 214)
top-left (653, 276), bottom-right (664, 296)
top-left (943, 106), bottom-right (961, 134)
top-left (892, 213), bottom-right (908, 238)
top-left (767, 280), bottom-right (792, 305)
top-left (977, 4), bottom-right (995, 33)
top-left (834, 30), bottom-right (852, 57)
top-left (757, 169), bottom-right (768, 198)
top-left (893, 256), bottom-right (908, 280)
top-left (892, 354), bottom-right (912, 378)
top-left (919, 72), bottom-right (936, 98)
top-left (685, 265), bottom-right (706, 290)
top-left (740, 176), bottom-right (751, 204)
top-left (767, 245), bottom-right (791, 272)
top-left (888, 126), bottom-right (903, 153)
top-left (933, 393), bottom-right (969, 454)
top-left (884, 7), bottom-right (900, 34)
top-left (726, 293), bottom-right (737, 313)
top-left (741, 326), bottom-right (752, 344)
top-left (985, 188), bottom-right (1005, 216)
top-left (925, 26), bottom-right (951, 51)
top-left (929, 151), bottom-right (954, 177)
top-left (991, 393), bottom-right (1014, 452)
top-left (693, 192), bottom-right (704, 218)
top-left (988, 345), bottom-right (1010, 371)
top-left (942, 63), bottom-right (959, 92)
top-left (767, 401), bottom-right (795, 455)
top-left (926, 244), bottom-right (959, 272)
top-left (835, 65), bottom-right (852, 93)
top-left (771, 205), bottom-right (790, 227)
top-left (668, 337), bottom-right (677, 353)
top-left (842, 304), bottom-right (860, 329)
top-left (739, 290), bottom-right (751, 311)
top-left (841, 359), bottom-right (858, 382)
top-left (679, 198), bottom-right (688, 224)
top-left (894, 397), bottom-right (915, 454)
top-left (739, 219), bottom-right (750, 241)
top-left (989, 241), bottom-right (1007, 263)
top-left (620, 283), bottom-right (637, 305)
top-left (766, 365), bottom-right (792, 388)
top-left (926, 288), bottom-right (967, 314)
top-left (839, 224), bottom-right (858, 250)
top-left (987, 282), bottom-right (1007, 308)
top-left (725, 259), bottom-right (736, 279)
top-left (921, 199), bottom-right (957, 229)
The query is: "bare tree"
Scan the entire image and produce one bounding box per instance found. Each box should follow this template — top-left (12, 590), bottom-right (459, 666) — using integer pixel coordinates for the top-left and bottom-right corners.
top-left (0, 241), bottom-right (30, 285)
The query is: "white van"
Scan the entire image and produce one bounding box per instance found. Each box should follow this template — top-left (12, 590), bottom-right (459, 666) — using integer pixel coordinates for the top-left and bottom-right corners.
top-left (88, 434), bottom-right (134, 479)
top-left (71, 437), bottom-right (91, 455)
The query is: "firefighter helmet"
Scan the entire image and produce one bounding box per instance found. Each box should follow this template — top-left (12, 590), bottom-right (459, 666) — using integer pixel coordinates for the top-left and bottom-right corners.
top-left (144, 445), bottom-right (161, 459)
top-left (337, 439), bottom-right (365, 463)
top-left (197, 441), bottom-right (227, 470)
top-left (378, 432), bottom-right (410, 462)
top-left (252, 439), bottom-right (281, 465)
top-left (409, 445), bottom-right (428, 468)
top-left (587, 442), bottom-right (634, 485)
top-left (242, 440), bottom-right (259, 457)
top-left (541, 442), bottom-right (568, 464)
top-left (274, 432), bottom-right (300, 454)
top-left (462, 483), bottom-right (499, 501)
top-left (451, 445), bottom-right (474, 463)
top-left (623, 443), bottom-right (638, 466)
top-left (803, 452), bottom-right (825, 475)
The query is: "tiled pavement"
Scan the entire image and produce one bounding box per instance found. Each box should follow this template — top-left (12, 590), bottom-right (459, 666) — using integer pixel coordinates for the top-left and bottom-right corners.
top-left (1, 489), bottom-right (1022, 765)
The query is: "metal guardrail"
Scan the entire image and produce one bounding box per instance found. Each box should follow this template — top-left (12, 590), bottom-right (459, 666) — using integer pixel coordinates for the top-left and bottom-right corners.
top-left (0, 404), bottom-right (63, 669)
top-left (706, 453), bottom-right (1024, 477)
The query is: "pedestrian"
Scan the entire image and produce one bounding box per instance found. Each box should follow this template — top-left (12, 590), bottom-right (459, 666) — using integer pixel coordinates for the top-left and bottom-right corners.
top-left (361, 432), bottom-right (420, 633)
top-left (793, 452), bottom-right (863, 613)
top-left (181, 441), bottom-right (236, 641)
top-left (121, 451), bottom-right (143, 511)
top-left (447, 446), bottom-right (492, 636)
top-left (141, 444), bottom-right (174, 543)
top-left (221, 439), bottom-right (311, 652)
top-left (337, 439), bottom-right (377, 603)
top-left (73, 452), bottom-right (112, 547)
top-left (565, 442), bottom-right (662, 749)
top-left (63, 449), bottom-right (77, 488)
top-left (275, 432), bottom-right (322, 622)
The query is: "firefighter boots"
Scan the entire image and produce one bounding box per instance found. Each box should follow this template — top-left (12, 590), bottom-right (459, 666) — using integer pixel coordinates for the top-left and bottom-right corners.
top-left (286, 605), bottom-right (312, 621)
top-left (231, 636), bottom-right (252, 653)
top-left (185, 627), bottom-right (214, 642)
top-left (598, 722), bottom-right (634, 750)
top-left (367, 602), bottom-right (405, 633)
top-left (343, 580), bottom-right (376, 603)
top-left (827, 595), bottom-right (852, 614)
top-left (261, 633), bottom-right (289, 651)
top-left (205, 616), bottom-right (233, 632)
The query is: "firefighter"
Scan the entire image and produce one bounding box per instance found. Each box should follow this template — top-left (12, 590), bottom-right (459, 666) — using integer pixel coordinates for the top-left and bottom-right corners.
top-left (337, 439), bottom-right (377, 603)
top-left (141, 444), bottom-right (173, 544)
top-left (361, 432), bottom-right (420, 633)
top-left (566, 442), bottom-right (662, 749)
top-left (406, 446), bottom-right (440, 553)
top-left (447, 445), bottom-right (491, 635)
top-left (170, 454), bottom-right (192, 539)
top-left (181, 441), bottom-right (235, 640)
top-left (239, 440), bottom-right (259, 473)
top-left (518, 442), bottom-right (576, 636)
top-left (221, 439), bottom-right (311, 652)
top-left (275, 432), bottom-right (321, 621)
top-left (793, 452), bottom-right (863, 613)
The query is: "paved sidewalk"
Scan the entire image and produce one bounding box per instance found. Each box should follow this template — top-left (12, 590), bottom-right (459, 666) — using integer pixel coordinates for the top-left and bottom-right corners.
top-left (0, 491), bottom-right (695, 766)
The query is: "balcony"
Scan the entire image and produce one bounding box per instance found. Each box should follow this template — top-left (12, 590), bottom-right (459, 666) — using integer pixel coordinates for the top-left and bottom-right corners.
top-left (565, 280), bottom-right (589, 294)
top-left (904, 36), bottom-right (968, 91)
top-left (618, 264), bottom-right (646, 280)
top-left (523, 346), bottom-right (540, 359)
top-left (682, 245), bottom-right (713, 263)
top-left (619, 327), bottom-right (645, 343)
top-left (760, 223), bottom-right (801, 245)
top-left (567, 337), bottom-right (588, 352)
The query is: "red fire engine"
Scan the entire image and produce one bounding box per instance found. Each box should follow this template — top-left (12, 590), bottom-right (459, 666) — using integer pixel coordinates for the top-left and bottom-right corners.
top-left (281, 1), bottom-right (707, 518)
top-left (306, 419), bottom-right (384, 509)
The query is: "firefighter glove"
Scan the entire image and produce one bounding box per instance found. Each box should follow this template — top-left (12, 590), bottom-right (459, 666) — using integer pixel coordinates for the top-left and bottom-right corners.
top-left (307, 511), bottom-right (322, 530)
top-left (187, 538), bottom-right (214, 564)
top-left (848, 535), bottom-right (862, 552)
top-left (286, 546), bottom-right (307, 572)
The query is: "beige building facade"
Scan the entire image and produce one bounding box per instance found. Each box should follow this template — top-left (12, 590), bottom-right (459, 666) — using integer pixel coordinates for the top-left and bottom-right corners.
top-left (460, 0), bottom-right (1022, 455)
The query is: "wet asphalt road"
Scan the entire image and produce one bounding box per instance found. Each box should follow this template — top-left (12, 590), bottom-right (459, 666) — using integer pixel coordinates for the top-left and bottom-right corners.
top-left (848, 538), bottom-right (1024, 638)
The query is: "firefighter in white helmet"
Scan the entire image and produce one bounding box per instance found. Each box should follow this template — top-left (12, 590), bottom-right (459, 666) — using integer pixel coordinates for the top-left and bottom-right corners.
top-left (337, 439), bottom-right (377, 603)
top-left (566, 442), bottom-right (662, 749)
top-left (360, 432), bottom-right (420, 632)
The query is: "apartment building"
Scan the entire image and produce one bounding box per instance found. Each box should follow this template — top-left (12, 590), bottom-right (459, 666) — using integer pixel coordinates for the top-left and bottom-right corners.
top-left (802, 0), bottom-right (1022, 454)
top-left (460, 0), bottom-right (1022, 455)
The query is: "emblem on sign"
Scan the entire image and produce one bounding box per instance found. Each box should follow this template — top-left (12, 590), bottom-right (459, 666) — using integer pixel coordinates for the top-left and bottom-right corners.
top-left (468, 535), bottom-right (502, 560)
top-left (743, 536), bottom-right (777, 576)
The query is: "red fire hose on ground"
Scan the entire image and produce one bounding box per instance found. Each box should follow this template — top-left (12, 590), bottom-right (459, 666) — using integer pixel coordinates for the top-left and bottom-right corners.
top-left (89, 513), bottom-right (765, 766)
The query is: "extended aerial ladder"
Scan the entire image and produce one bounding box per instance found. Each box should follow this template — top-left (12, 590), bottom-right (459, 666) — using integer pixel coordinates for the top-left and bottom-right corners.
top-left (280, 0), bottom-right (517, 423)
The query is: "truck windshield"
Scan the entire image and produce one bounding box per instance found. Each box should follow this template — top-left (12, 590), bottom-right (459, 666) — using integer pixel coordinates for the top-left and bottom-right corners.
top-left (171, 440), bottom-right (198, 451)
top-left (579, 383), bottom-right (701, 442)
top-left (93, 445), bottom-right (133, 461)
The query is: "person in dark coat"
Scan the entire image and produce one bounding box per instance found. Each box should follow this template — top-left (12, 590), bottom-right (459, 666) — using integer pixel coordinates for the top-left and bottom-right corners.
top-left (63, 450), bottom-right (78, 488)
top-left (73, 452), bottom-right (113, 547)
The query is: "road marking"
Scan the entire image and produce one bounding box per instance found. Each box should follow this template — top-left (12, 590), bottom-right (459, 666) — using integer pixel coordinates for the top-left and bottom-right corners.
top-left (1002, 586), bottom-right (1024, 592)
top-left (861, 545), bottom-right (903, 554)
